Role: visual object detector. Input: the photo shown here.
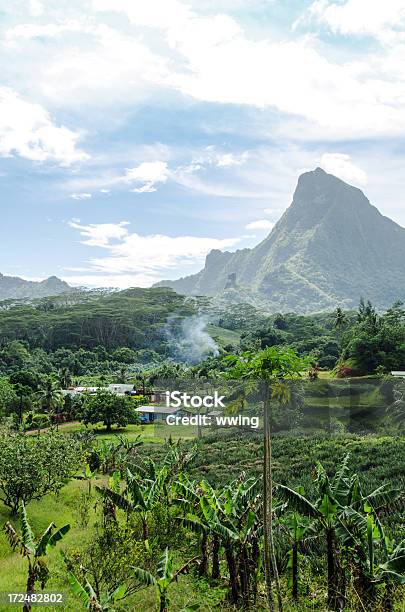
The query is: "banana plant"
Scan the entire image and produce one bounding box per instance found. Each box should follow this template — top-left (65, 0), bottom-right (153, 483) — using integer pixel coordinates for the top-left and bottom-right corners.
top-left (173, 476), bottom-right (211, 578)
top-left (75, 463), bottom-right (97, 496)
top-left (96, 464), bottom-right (170, 543)
top-left (277, 454), bottom-right (401, 610)
top-left (177, 475), bottom-right (261, 606)
top-left (278, 510), bottom-right (316, 599)
top-left (132, 547), bottom-right (197, 612)
top-left (337, 504), bottom-right (405, 607)
top-left (66, 570), bottom-right (127, 611)
top-left (3, 504), bottom-right (70, 612)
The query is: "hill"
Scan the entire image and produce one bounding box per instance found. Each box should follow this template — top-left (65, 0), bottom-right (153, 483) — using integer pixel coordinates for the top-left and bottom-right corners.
top-left (0, 273), bottom-right (71, 300)
top-left (156, 168), bottom-right (405, 312)
top-left (0, 287), bottom-right (193, 353)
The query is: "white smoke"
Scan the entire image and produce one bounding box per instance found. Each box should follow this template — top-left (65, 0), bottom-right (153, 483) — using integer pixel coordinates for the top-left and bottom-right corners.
top-left (166, 315), bottom-right (219, 364)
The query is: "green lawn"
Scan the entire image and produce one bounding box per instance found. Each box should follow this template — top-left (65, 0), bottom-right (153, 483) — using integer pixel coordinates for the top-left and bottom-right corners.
top-left (0, 479), bottom-right (92, 612)
top-left (28, 422), bottom-right (198, 442)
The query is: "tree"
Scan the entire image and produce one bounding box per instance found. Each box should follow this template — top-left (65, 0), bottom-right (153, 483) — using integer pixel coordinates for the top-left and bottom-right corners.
top-left (113, 347), bottom-right (137, 364)
top-left (81, 390), bottom-right (138, 432)
top-left (333, 307), bottom-right (347, 331)
top-left (3, 504), bottom-right (70, 611)
top-left (35, 377), bottom-right (64, 428)
top-left (1, 340), bottom-right (31, 369)
top-left (223, 346), bottom-right (310, 611)
top-left (132, 548), bottom-right (197, 612)
top-left (0, 431), bottom-right (81, 513)
top-left (9, 370), bottom-right (41, 390)
top-left (11, 383), bottom-right (33, 426)
top-left (338, 505), bottom-right (405, 608)
top-left (0, 377), bottom-right (17, 418)
top-left (279, 511), bottom-right (315, 599)
top-left (58, 367), bottom-right (73, 389)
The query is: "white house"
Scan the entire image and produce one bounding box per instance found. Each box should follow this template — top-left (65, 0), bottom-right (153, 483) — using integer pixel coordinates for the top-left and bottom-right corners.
top-left (108, 384), bottom-right (135, 395)
top-left (135, 405), bottom-right (188, 423)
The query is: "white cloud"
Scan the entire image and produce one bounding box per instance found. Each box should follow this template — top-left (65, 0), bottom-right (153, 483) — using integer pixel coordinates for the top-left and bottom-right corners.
top-left (29, 0), bottom-right (44, 17)
top-left (92, 0), bottom-right (405, 137)
top-left (308, 0), bottom-right (405, 42)
top-left (69, 220), bottom-right (130, 247)
top-left (124, 161), bottom-right (170, 193)
top-left (0, 86), bottom-right (88, 165)
top-left (320, 153), bottom-right (368, 186)
top-left (5, 19), bottom-right (169, 107)
top-left (6, 21), bottom-right (92, 42)
top-left (263, 207), bottom-right (285, 216)
top-left (215, 152), bottom-right (249, 167)
top-left (68, 219), bottom-right (241, 284)
top-left (245, 219), bottom-right (274, 230)
top-left (5, 1), bottom-right (405, 138)
top-left (70, 192), bottom-right (92, 200)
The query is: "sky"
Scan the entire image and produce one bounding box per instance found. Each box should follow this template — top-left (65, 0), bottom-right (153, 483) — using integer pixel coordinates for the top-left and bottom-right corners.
top-left (1, 0), bottom-right (405, 289)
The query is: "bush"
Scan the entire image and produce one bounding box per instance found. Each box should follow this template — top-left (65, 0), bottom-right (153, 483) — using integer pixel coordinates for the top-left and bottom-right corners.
top-left (25, 412), bottom-right (50, 430)
top-left (0, 429), bottom-right (83, 513)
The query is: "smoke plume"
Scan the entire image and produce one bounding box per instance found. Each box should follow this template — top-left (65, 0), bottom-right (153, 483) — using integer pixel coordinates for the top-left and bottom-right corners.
top-left (166, 315), bottom-right (219, 364)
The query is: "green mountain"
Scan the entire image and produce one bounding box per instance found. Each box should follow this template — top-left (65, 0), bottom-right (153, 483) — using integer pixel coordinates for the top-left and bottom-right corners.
top-left (156, 168), bottom-right (405, 312)
top-left (0, 273), bottom-right (72, 300)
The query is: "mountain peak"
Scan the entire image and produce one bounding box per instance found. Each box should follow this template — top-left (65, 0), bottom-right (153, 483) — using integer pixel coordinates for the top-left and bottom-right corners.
top-left (290, 166), bottom-right (368, 220)
top-left (155, 168), bottom-right (405, 312)
top-left (0, 273), bottom-right (72, 300)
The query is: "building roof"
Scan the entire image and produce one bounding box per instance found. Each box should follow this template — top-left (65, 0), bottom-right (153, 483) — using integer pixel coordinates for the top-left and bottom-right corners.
top-left (108, 384), bottom-right (135, 391)
top-left (135, 405), bottom-right (180, 415)
top-left (391, 371), bottom-right (405, 377)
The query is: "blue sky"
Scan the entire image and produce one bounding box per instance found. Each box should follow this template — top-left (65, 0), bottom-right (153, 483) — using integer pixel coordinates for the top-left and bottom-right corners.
top-left (1, 0), bottom-right (405, 288)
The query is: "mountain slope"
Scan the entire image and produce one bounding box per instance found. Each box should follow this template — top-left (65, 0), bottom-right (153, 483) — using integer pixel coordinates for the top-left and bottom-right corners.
top-left (0, 273), bottom-right (72, 300)
top-left (156, 168), bottom-right (405, 312)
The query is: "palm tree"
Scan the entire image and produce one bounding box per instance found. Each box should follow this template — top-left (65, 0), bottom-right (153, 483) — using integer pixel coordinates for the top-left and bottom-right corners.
top-left (3, 504), bottom-right (70, 612)
top-left (333, 307), bottom-right (347, 330)
top-left (58, 367), bottom-right (73, 389)
top-left (35, 378), bottom-right (64, 429)
top-left (132, 548), bottom-right (197, 612)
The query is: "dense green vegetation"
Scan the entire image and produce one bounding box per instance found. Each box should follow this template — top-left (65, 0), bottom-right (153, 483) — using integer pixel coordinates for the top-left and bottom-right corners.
top-left (0, 428), bottom-right (403, 611)
top-left (0, 287), bottom-right (193, 353)
top-left (0, 291), bottom-right (404, 610)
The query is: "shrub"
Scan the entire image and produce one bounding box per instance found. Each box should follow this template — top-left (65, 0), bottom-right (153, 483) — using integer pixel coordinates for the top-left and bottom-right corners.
top-left (0, 430), bottom-right (82, 513)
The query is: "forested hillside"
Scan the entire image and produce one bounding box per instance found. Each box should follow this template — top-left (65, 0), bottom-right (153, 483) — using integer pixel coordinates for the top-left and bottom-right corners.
top-left (0, 287), bottom-right (193, 352)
